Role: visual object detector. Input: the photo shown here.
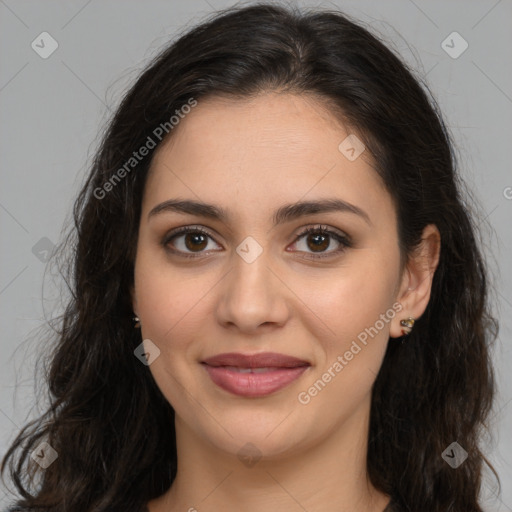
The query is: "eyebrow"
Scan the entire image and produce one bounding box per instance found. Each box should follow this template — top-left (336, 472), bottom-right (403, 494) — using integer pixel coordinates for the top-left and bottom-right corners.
top-left (148, 198), bottom-right (372, 227)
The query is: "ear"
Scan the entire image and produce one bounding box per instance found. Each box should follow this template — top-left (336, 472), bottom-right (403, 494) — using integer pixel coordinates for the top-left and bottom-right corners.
top-left (390, 224), bottom-right (441, 338)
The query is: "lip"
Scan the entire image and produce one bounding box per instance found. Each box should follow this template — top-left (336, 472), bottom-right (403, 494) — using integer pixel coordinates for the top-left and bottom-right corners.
top-left (201, 352), bottom-right (311, 398)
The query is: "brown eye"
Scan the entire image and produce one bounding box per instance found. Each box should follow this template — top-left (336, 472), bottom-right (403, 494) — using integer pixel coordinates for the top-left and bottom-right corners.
top-left (290, 225), bottom-right (352, 259)
top-left (305, 232), bottom-right (330, 252)
top-left (162, 224), bottom-right (352, 260)
top-left (183, 232), bottom-right (208, 252)
top-left (162, 226), bottom-right (222, 258)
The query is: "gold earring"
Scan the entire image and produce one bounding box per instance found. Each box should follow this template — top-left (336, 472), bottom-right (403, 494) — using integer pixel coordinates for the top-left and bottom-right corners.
top-left (133, 315), bottom-right (141, 328)
top-left (400, 317), bottom-right (415, 336)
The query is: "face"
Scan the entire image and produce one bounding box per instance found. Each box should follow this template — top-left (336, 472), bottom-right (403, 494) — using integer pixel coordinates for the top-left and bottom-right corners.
top-left (132, 92), bottom-right (405, 460)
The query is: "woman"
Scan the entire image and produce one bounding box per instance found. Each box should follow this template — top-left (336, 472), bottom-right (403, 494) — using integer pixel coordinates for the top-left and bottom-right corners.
top-left (1, 3), bottom-right (499, 511)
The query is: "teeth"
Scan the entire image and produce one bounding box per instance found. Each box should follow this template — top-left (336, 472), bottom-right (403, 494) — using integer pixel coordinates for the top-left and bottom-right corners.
top-left (224, 366), bottom-right (279, 373)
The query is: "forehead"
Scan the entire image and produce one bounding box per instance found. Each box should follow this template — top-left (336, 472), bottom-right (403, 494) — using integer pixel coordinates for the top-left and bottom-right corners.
top-left (143, 92), bottom-right (394, 228)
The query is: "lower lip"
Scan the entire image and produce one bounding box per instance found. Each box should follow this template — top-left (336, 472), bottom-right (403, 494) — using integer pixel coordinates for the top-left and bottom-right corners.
top-left (202, 364), bottom-right (309, 397)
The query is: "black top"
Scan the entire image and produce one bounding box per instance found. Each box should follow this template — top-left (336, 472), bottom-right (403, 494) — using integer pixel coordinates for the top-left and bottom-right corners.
top-left (4, 507), bottom-right (150, 512)
top-left (140, 500), bottom-right (397, 511)
top-left (4, 506), bottom-right (150, 512)
top-left (6, 498), bottom-right (398, 511)
top-left (138, 496), bottom-right (400, 511)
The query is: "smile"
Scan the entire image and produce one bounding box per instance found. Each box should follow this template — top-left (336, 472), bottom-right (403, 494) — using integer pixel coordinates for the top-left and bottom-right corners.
top-left (201, 352), bottom-right (311, 398)
top-left (202, 364), bottom-right (310, 397)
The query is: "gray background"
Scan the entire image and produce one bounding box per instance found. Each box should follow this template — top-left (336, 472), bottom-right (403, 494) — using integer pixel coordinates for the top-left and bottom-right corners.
top-left (1, 0), bottom-right (511, 509)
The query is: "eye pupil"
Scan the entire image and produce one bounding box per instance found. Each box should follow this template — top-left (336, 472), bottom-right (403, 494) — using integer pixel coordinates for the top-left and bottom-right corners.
top-left (185, 233), bottom-right (208, 251)
top-left (308, 233), bottom-right (329, 252)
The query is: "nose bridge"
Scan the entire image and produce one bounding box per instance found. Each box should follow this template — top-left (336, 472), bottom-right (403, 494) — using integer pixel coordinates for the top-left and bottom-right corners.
top-left (217, 237), bottom-right (287, 330)
top-left (234, 248), bottom-right (270, 297)
top-left (231, 240), bottom-right (274, 306)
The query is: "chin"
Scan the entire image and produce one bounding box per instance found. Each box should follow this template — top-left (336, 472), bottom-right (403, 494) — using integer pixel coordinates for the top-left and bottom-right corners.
top-left (194, 412), bottom-right (315, 462)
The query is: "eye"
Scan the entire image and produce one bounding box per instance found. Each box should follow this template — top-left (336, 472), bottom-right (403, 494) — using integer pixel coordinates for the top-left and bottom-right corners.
top-left (162, 226), bottom-right (222, 259)
top-left (289, 225), bottom-right (352, 259)
top-left (162, 224), bottom-right (352, 260)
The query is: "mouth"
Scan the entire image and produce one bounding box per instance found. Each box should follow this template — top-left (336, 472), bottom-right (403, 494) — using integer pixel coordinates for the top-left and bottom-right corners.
top-left (201, 352), bottom-right (311, 397)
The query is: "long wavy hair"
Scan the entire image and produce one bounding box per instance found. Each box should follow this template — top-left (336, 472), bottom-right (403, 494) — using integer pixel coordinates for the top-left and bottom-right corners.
top-left (1, 3), bottom-right (500, 511)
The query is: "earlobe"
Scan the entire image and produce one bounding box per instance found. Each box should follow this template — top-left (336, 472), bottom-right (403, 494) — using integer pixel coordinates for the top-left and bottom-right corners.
top-left (130, 287), bottom-right (141, 328)
top-left (390, 224), bottom-right (441, 338)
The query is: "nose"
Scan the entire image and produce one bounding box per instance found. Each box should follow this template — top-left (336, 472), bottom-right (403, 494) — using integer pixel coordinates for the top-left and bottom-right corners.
top-left (215, 248), bottom-right (290, 333)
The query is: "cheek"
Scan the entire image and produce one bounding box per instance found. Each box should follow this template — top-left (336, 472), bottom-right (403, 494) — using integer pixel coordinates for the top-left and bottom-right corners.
top-left (133, 247), bottom-right (201, 347)
top-left (133, 252), bottom-right (205, 407)
top-left (299, 254), bottom-right (398, 342)
top-left (293, 286), bottom-right (394, 424)
top-left (293, 252), bottom-right (399, 400)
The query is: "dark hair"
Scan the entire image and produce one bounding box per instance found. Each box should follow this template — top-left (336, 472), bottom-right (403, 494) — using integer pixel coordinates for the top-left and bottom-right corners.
top-left (2, 3), bottom-right (500, 511)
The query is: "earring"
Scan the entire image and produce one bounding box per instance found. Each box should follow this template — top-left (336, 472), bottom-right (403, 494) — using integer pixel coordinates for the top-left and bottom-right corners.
top-left (400, 317), bottom-right (415, 336)
top-left (133, 315), bottom-right (141, 328)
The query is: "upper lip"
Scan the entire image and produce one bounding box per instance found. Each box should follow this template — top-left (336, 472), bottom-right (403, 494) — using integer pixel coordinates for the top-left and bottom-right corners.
top-left (202, 352), bottom-right (310, 368)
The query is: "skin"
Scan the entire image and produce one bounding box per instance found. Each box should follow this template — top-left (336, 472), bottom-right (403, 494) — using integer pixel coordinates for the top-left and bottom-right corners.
top-left (132, 92), bottom-right (441, 512)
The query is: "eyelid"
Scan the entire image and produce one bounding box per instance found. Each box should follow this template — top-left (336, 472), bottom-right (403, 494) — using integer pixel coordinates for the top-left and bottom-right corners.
top-left (294, 224), bottom-right (350, 242)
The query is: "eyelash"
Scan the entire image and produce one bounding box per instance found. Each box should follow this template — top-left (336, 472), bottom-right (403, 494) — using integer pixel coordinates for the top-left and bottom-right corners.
top-left (161, 224), bottom-right (352, 260)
